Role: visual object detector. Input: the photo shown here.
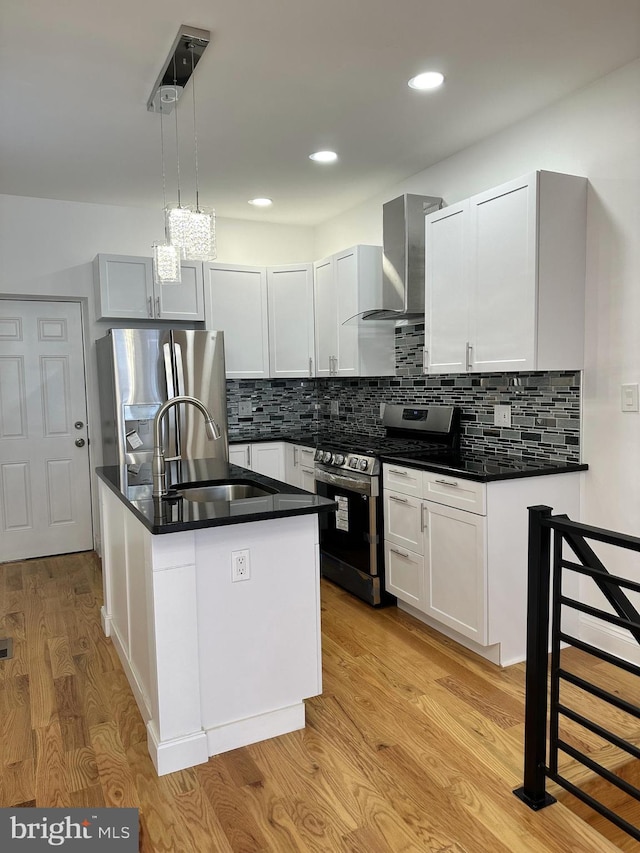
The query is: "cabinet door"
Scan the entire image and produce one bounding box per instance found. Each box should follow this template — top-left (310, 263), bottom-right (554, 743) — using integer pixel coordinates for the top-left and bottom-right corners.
top-left (385, 544), bottom-right (424, 609)
top-left (334, 248), bottom-right (359, 377)
top-left (267, 264), bottom-right (315, 378)
top-left (299, 466), bottom-right (316, 494)
top-left (94, 254), bottom-right (153, 320)
top-left (425, 202), bottom-right (469, 373)
top-left (204, 264), bottom-right (269, 379)
top-left (157, 260), bottom-right (205, 322)
top-left (250, 442), bottom-right (286, 481)
top-left (469, 174), bottom-right (537, 372)
top-left (313, 256), bottom-right (337, 377)
top-left (423, 501), bottom-right (487, 643)
top-left (383, 490), bottom-right (424, 554)
top-left (229, 443), bottom-right (251, 469)
top-left (284, 443), bottom-right (301, 487)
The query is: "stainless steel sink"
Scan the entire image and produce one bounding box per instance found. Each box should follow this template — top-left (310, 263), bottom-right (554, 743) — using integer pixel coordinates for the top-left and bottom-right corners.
top-left (171, 480), bottom-right (277, 502)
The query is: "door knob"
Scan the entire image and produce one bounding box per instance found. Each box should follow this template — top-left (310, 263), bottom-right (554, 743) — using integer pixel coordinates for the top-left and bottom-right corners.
top-left (74, 421), bottom-right (84, 430)
top-left (75, 438), bottom-right (86, 447)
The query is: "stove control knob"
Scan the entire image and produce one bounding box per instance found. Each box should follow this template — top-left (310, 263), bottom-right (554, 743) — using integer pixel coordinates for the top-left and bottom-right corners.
top-left (333, 454), bottom-right (345, 466)
top-left (349, 458), bottom-right (359, 469)
top-left (323, 451), bottom-right (333, 464)
top-left (314, 449), bottom-right (323, 462)
top-left (359, 458), bottom-right (369, 471)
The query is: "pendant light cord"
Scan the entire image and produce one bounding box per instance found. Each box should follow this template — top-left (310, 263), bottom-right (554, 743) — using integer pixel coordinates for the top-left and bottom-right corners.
top-left (173, 57), bottom-right (182, 208)
top-left (189, 43), bottom-right (201, 212)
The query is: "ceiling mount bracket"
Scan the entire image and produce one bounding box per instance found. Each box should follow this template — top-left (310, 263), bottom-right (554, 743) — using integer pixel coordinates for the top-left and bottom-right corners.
top-left (147, 25), bottom-right (210, 114)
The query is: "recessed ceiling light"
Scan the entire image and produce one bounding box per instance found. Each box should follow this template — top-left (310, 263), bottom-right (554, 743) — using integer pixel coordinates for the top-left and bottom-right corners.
top-left (309, 150), bottom-right (338, 163)
top-left (408, 71), bottom-right (445, 91)
top-left (248, 197), bottom-right (273, 207)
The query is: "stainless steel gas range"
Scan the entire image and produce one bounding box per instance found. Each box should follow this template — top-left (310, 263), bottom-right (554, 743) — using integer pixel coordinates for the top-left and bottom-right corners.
top-left (314, 403), bottom-right (460, 607)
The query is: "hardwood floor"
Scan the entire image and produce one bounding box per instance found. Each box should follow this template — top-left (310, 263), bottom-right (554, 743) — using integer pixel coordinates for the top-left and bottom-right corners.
top-left (0, 551), bottom-right (636, 851)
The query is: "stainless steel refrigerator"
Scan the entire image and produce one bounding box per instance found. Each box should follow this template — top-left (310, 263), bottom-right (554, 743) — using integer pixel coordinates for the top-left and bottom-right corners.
top-left (96, 329), bottom-right (228, 483)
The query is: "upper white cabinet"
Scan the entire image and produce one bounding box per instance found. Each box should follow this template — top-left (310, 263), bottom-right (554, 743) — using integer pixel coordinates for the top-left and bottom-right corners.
top-left (267, 264), bottom-right (315, 379)
top-left (204, 263), bottom-right (270, 380)
top-left (313, 245), bottom-right (395, 378)
top-left (424, 171), bottom-right (587, 374)
top-left (94, 254), bottom-right (205, 322)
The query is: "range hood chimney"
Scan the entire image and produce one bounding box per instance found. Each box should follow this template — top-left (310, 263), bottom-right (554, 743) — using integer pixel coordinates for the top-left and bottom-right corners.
top-left (361, 193), bottom-right (442, 322)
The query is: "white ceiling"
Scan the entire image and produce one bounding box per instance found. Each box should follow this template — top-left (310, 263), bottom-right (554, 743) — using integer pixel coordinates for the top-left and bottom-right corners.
top-left (1, 0), bottom-right (639, 225)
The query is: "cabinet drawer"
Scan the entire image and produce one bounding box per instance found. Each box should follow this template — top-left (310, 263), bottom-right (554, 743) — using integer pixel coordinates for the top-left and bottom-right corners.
top-left (384, 544), bottom-right (424, 609)
top-left (422, 471), bottom-right (486, 515)
top-left (383, 490), bottom-right (424, 555)
top-left (383, 464), bottom-right (422, 497)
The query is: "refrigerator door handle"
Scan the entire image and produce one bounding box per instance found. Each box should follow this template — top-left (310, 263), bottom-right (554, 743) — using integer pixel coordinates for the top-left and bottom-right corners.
top-left (162, 342), bottom-right (180, 459)
top-left (173, 342), bottom-right (186, 456)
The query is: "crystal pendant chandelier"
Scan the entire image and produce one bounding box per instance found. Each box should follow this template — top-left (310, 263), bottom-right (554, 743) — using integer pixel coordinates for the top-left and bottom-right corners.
top-left (148, 27), bottom-right (214, 281)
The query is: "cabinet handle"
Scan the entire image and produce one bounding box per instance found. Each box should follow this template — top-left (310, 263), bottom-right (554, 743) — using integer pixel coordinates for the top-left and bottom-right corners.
top-left (423, 348), bottom-right (429, 373)
top-left (294, 447), bottom-right (299, 465)
top-left (390, 547), bottom-right (410, 558)
top-left (247, 446), bottom-right (251, 468)
top-left (421, 504), bottom-right (427, 533)
top-left (155, 296), bottom-right (161, 317)
top-left (147, 296), bottom-right (153, 318)
top-left (466, 341), bottom-right (473, 371)
top-left (389, 469), bottom-right (408, 476)
top-left (435, 478), bottom-right (459, 488)
top-left (309, 357), bottom-right (313, 377)
top-left (389, 495), bottom-right (409, 503)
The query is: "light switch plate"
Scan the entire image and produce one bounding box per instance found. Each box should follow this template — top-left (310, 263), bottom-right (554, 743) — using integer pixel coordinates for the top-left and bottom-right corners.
top-left (494, 404), bottom-right (512, 427)
top-left (330, 400), bottom-right (339, 416)
top-left (238, 400), bottom-right (252, 417)
top-left (621, 383), bottom-right (639, 412)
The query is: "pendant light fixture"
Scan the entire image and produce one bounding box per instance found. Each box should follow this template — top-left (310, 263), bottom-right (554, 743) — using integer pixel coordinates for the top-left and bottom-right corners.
top-left (148, 26), bottom-right (213, 281)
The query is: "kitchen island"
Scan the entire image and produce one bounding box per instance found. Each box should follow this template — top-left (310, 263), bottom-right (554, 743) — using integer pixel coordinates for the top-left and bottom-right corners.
top-left (97, 458), bottom-right (336, 776)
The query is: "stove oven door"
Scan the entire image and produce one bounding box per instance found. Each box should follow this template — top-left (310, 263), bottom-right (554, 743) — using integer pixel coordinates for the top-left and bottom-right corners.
top-left (314, 464), bottom-right (380, 579)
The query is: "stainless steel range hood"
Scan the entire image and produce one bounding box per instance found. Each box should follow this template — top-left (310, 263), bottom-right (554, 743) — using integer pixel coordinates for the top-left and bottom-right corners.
top-left (361, 193), bottom-right (442, 322)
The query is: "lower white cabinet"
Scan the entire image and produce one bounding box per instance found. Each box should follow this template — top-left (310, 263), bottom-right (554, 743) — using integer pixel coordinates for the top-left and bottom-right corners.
top-left (229, 441), bottom-right (286, 481)
top-left (384, 476), bottom-right (486, 644)
top-left (285, 444), bottom-right (316, 491)
top-left (383, 462), bottom-right (582, 666)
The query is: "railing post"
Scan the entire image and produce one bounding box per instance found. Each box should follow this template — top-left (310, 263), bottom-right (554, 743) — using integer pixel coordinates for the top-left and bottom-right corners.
top-left (514, 505), bottom-right (557, 810)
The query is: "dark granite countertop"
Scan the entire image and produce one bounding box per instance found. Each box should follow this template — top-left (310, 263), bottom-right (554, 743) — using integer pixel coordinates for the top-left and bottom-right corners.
top-left (96, 458), bottom-right (336, 535)
top-left (379, 450), bottom-right (588, 483)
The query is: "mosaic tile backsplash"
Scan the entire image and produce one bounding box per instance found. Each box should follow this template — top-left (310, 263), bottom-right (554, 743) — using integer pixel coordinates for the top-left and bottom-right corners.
top-left (227, 324), bottom-right (581, 463)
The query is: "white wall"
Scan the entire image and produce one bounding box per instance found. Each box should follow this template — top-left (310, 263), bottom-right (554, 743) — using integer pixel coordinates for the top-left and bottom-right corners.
top-left (0, 194), bottom-right (314, 549)
top-left (316, 58), bottom-right (640, 661)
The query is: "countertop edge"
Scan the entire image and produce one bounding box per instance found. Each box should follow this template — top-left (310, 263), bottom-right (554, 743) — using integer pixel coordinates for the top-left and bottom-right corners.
top-left (379, 455), bottom-right (589, 483)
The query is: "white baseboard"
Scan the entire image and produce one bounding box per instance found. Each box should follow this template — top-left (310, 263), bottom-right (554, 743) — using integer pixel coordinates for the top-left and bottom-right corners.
top-left (147, 723), bottom-right (209, 776)
top-left (100, 605), bottom-right (111, 637)
top-left (205, 702), bottom-right (306, 757)
top-left (579, 614), bottom-right (640, 666)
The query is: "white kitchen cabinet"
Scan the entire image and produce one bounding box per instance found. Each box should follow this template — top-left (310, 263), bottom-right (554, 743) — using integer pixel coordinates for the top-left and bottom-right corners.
top-left (204, 264), bottom-right (270, 379)
top-left (229, 441), bottom-right (286, 481)
top-left (383, 463), bottom-right (582, 665)
top-left (383, 478), bottom-right (487, 645)
top-left (285, 444), bottom-right (316, 490)
top-left (94, 254), bottom-right (205, 322)
top-left (423, 500), bottom-right (486, 644)
top-left (313, 245), bottom-right (395, 378)
top-left (424, 171), bottom-right (587, 374)
top-left (424, 201), bottom-right (469, 373)
top-left (267, 265), bottom-right (315, 379)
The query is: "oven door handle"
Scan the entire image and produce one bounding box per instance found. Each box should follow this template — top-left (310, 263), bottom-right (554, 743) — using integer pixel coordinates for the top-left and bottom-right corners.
top-left (314, 466), bottom-right (374, 496)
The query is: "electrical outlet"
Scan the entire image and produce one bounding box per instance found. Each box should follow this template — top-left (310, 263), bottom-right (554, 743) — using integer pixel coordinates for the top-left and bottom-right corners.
top-left (330, 400), bottom-right (339, 416)
top-left (494, 404), bottom-right (512, 427)
top-left (232, 549), bottom-right (250, 582)
top-left (238, 400), bottom-right (252, 417)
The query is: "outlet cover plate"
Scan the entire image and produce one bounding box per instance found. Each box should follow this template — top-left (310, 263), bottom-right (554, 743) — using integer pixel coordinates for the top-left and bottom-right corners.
top-left (494, 404), bottom-right (512, 427)
top-left (238, 401), bottom-right (252, 417)
top-left (231, 549), bottom-right (250, 582)
top-left (621, 383), bottom-right (639, 412)
top-left (330, 400), bottom-right (339, 416)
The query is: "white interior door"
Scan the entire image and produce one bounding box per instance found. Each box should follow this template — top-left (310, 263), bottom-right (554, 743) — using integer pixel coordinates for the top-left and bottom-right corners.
top-left (0, 300), bottom-right (93, 561)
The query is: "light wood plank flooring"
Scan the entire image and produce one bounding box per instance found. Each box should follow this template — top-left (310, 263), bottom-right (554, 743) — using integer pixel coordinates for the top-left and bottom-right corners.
top-left (0, 551), bottom-right (637, 852)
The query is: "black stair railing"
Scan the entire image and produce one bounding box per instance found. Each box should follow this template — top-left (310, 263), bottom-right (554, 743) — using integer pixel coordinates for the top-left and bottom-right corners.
top-left (514, 505), bottom-right (640, 843)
